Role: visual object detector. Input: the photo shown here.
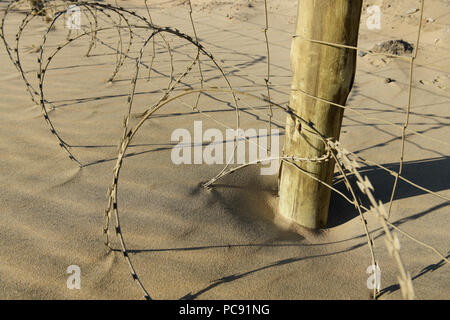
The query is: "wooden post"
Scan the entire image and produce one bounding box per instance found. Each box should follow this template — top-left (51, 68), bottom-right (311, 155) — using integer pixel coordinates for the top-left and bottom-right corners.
top-left (278, 0), bottom-right (363, 229)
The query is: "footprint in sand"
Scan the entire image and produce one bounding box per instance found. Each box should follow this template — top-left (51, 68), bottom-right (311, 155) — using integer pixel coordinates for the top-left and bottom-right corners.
top-left (432, 75), bottom-right (449, 90)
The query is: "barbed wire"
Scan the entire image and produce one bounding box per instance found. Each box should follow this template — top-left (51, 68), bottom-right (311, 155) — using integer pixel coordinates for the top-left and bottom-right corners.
top-left (1, 0), bottom-right (448, 300)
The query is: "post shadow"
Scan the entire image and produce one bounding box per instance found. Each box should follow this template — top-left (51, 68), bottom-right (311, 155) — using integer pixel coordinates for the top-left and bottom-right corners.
top-left (327, 156), bottom-right (449, 228)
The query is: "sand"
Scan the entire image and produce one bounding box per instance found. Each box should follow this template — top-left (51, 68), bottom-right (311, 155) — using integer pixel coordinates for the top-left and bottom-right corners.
top-left (0, 0), bottom-right (448, 299)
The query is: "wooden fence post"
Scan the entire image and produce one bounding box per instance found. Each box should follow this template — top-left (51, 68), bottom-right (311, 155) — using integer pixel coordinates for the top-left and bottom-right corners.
top-left (278, 0), bottom-right (363, 229)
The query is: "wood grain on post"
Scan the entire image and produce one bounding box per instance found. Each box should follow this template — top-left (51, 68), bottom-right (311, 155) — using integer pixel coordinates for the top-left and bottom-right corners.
top-left (278, 0), bottom-right (363, 229)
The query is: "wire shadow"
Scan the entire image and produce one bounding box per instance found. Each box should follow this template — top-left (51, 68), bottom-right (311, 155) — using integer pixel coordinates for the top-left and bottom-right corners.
top-left (376, 253), bottom-right (450, 298)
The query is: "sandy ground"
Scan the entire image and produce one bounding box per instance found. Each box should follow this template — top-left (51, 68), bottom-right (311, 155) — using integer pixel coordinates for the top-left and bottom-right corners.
top-left (0, 0), bottom-right (448, 299)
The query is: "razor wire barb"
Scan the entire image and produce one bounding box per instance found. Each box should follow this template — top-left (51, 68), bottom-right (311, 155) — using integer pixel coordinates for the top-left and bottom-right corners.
top-left (1, 0), bottom-right (448, 300)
